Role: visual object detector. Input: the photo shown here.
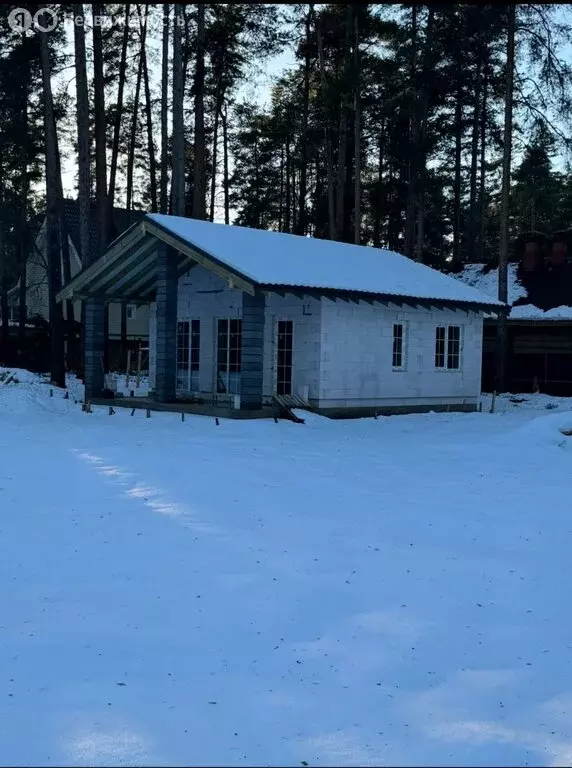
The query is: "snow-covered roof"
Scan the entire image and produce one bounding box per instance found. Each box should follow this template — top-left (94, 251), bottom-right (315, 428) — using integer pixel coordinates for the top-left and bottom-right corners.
top-left (146, 215), bottom-right (501, 308)
top-left (454, 263), bottom-right (572, 321)
top-left (58, 214), bottom-right (502, 309)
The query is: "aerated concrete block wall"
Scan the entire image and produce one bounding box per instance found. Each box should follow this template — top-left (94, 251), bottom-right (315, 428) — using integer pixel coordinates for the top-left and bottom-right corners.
top-left (317, 299), bottom-right (484, 409)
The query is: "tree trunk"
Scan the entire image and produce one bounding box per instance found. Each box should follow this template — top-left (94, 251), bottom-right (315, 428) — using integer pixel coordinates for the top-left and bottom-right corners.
top-left (285, 130), bottom-right (291, 233)
top-left (73, 3), bottom-right (91, 267)
top-left (39, 18), bottom-right (65, 387)
top-left (404, 4), bottom-right (418, 258)
top-left (126, 23), bottom-right (143, 213)
top-left (353, 8), bottom-right (361, 244)
top-left (192, 3), bottom-right (207, 219)
top-left (498, 4), bottom-right (516, 392)
top-left (171, 3), bottom-right (185, 216)
top-left (478, 68), bottom-right (488, 262)
top-left (139, 5), bottom-right (158, 212)
top-left (18, 257), bottom-right (27, 333)
top-left (209, 87), bottom-right (223, 222)
top-left (467, 51), bottom-right (482, 263)
top-left (0, 214), bottom-right (8, 361)
top-left (108, 3), bottom-right (130, 213)
top-left (18, 38), bottom-right (30, 340)
top-left (56, 149), bottom-right (74, 326)
top-left (92, 3), bottom-right (109, 256)
top-left (335, 4), bottom-right (353, 241)
top-left (222, 103), bottom-right (230, 225)
top-left (452, 80), bottom-right (463, 267)
top-left (297, 4), bottom-right (313, 235)
top-left (278, 144), bottom-right (284, 231)
top-left (316, 10), bottom-right (335, 240)
top-left (372, 120), bottom-right (384, 248)
top-left (160, 4), bottom-right (170, 214)
top-left (413, 7), bottom-right (435, 262)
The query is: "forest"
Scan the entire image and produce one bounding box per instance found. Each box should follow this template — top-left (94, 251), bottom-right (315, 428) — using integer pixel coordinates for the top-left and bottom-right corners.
top-left (1, 3), bottom-right (572, 385)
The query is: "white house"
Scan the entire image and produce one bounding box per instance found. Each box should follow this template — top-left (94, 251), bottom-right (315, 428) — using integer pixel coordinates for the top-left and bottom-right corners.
top-left (57, 214), bottom-right (501, 416)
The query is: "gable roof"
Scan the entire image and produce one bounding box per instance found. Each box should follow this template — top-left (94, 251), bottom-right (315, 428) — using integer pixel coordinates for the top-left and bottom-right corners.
top-left (57, 213), bottom-right (502, 311)
top-left (147, 215), bottom-right (501, 307)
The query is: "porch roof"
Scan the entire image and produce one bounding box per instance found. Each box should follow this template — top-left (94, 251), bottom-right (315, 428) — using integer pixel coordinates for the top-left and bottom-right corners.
top-left (57, 213), bottom-right (502, 313)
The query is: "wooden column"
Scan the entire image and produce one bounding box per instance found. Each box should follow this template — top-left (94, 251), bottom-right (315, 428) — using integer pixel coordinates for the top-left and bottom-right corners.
top-left (84, 296), bottom-right (105, 399)
top-left (241, 290), bottom-right (265, 410)
top-left (154, 243), bottom-right (178, 402)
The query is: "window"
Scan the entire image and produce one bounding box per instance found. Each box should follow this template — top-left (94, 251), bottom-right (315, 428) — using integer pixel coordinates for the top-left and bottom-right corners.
top-left (435, 325), bottom-right (461, 370)
top-left (217, 318), bottom-right (242, 394)
top-left (176, 319), bottom-right (200, 391)
top-left (276, 320), bottom-right (293, 395)
top-left (392, 324), bottom-right (405, 369)
top-left (126, 305), bottom-right (137, 321)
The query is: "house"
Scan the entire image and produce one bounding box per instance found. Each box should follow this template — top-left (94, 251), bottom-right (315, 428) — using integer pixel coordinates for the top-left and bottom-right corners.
top-left (9, 200), bottom-right (150, 369)
top-left (454, 230), bottom-right (572, 395)
top-left (57, 214), bottom-right (501, 416)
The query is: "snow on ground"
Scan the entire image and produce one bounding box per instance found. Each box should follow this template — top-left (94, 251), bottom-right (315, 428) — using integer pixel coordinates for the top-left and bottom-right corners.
top-left (2, 369), bottom-right (572, 767)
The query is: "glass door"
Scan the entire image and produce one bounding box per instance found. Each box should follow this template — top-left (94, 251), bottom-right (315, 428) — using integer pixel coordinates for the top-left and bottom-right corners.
top-left (216, 319), bottom-right (242, 394)
top-left (176, 320), bottom-right (200, 392)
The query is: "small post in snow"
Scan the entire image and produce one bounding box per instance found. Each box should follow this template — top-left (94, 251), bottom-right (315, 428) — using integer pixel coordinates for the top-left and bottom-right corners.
top-left (181, 411), bottom-right (185, 422)
top-left (49, 388), bottom-right (53, 397)
top-left (215, 417), bottom-right (219, 426)
top-left (130, 407), bottom-right (136, 416)
top-left (490, 391), bottom-right (497, 414)
top-left (136, 344), bottom-right (142, 389)
top-left (64, 391), bottom-right (69, 400)
top-left (146, 408), bottom-right (151, 418)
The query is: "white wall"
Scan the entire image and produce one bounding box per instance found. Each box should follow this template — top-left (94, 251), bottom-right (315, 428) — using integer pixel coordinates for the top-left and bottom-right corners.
top-left (166, 267), bottom-right (322, 400)
top-left (177, 267), bottom-right (242, 393)
top-left (149, 269), bottom-right (485, 408)
top-left (263, 293), bottom-right (322, 400)
top-left (318, 299), bottom-right (483, 408)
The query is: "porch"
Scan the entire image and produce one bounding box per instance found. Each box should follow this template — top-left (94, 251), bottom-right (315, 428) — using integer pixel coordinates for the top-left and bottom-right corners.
top-left (57, 217), bottom-right (266, 411)
top-left (93, 395), bottom-right (278, 420)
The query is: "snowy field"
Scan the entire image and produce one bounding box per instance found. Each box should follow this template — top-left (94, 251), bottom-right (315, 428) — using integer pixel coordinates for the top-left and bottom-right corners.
top-left (2, 369), bottom-right (572, 767)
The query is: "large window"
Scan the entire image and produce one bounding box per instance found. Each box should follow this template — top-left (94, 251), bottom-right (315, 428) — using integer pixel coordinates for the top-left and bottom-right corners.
top-left (276, 320), bottom-right (293, 395)
top-left (217, 318), bottom-right (242, 394)
top-left (392, 323), bottom-right (405, 369)
top-left (435, 325), bottom-right (461, 370)
top-left (176, 320), bottom-right (200, 391)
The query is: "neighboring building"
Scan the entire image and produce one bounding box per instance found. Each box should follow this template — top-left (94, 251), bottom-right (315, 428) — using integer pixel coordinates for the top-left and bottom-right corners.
top-left (9, 200), bottom-right (150, 367)
top-left (455, 230), bottom-right (572, 394)
top-left (58, 214), bottom-right (500, 415)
